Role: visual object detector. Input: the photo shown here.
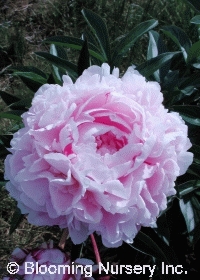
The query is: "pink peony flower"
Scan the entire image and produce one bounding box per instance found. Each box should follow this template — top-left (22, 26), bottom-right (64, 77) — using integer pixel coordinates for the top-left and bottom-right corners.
top-left (4, 63), bottom-right (193, 247)
top-left (3, 241), bottom-right (96, 279)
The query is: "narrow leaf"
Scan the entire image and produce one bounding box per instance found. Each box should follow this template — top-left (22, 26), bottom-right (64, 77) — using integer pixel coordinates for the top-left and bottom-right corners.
top-left (179, 72), bottom-right (200, 88)
top-left (147, 31), bottom-right (160, 81)
top-left (77, 39), bottom-right (90, 77)
top-left (155, 213), bottom-right (170, 245)
top-left (35, 52), bottom-right (78, 79)
top-left (187, 40), bottom-right (200, 64)
top-left (185, 0), bottom-right (200, 12)
top-left (9, 97), bottom-right (32, 110)
top-left (12, 72), bottom-right (47, 84)
top-left (131, 230), bottom-right (180, 275)
top-left (171, 105), bottom-right (200, 126)
top-left (50, 44), bottom-right (68, 60)
top-left (47, 72), bottom-right (60, 85)
top-left (179, 199), bottom-right (195, 238)
top-left (44, 36), bottom-right (105, 62)
top-left (50, 44), bottom-right (68, 82)
top-left (162, 70), bottom-right (179, 91)
top-left (131, 232), bottom-right (170, 262)
top-left (17, 76), bottom-right (44, 92)
top-left (190, 15), bottom-right (200, 24)
top-left (112, 19), bottom-right (158, 67)
top-left (188, 163), bottom-right (200, 178)
top-left (9, 66), bottom-right (47, 78)
top-left (0, 134), bottom-right (13, 147)
top-left (11, 69), bottom-right (47, 92)
top-left (0, 91), bottom-right (20, 106)
top-left (147, 30), bottom-right (159, 60)
top-left (136, 52), bottom-right (180, 78)
top-left (190, 144), bottom-right (200, 164)
top-left (177, 180), bottom-right (200, 198)
top-left (81, 8), bottom-right (111, 62)
top-left (0, 143), bottom-right (10, 158)
top-left (82, 30), bottom-right (102, 65)
top-left (0, 111), bottom-right (23, 121)
top-left (161, 26), bottom-right (191, 60)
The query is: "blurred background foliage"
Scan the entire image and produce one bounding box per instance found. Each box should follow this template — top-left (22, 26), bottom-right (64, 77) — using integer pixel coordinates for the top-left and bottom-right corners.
top-left (1, 0), bottom-right (200, 279)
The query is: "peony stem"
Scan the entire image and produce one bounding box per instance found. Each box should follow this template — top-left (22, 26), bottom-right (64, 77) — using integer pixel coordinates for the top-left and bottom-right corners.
top-left (90, 233), bottom-right (101, 263)
top-left (58, 228), bottom-right (69, 250)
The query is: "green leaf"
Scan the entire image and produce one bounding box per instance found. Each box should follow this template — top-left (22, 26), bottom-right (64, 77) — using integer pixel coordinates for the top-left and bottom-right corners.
top-left (50, 44), bottom-right (68, 83)
top-left (185, 0), bottom-right (200, 12)
top-left (179, 73), bottom-right (200, 88)
top-left (190, 15), bottom-right (200, 24)
top-left (161, 26), bottom-right (191, 60)
top-left (147, 30), bottom-right (170, 82)
top-left (77, 39), bottom-right (90, 77)
top-left (83, 29), bottom-right (99, 49)
top-left (12, 72), bottom-right (47, 84)
top-left (50, 44), bottom-right (68, 60)
top-left (171, 105), bottom-right (200, 126)
top-left (131, 230), bottom-right (180, 278)
top-left (9, 207), bottom-right (24, 235)
top-left (19, 76), bottom-right (44, 92)
top-left (0, 111), bottom-right (23, 121)
top-left (44, 36), bottom-right (105, 62)
top-left (34, 52), bottom-right (78, 80)
top-left (9, 97), bottom-right (32, 110)
top-left (162, 70), bottom-right (179, 91)
top-left (190, 221), bottom-right (200, 244)
top-left (165, 85), bottom-right (198, 106)
top-left (147, 31), bottom-right (160, 81)
top-left (180, 86), bottom-right (197, 96)
top-left (131, 232), bottom-right (170, 263)
top-left (81, 8), bottom-right (111, 63)
top-left (179, 199), bottom-right (195, 239)
top-left (177, 180), bottom-right (200, 198)
top-left (147, 31), bottom-right (159, 60)
top-left (179, 194), bottom-right (200, 243)
top-left (47, 72), bottom-right (60, 85)
top-left (136, 52), bottom-right (180, 78)
top-left (155, 213), bottom-right (170, 245)
top-left (187, 40), bottom-right (200, 65)
top-left (190, 144), bottom-right (200, 164)
top-left (44, 36), bottom-right (84, 50)
top-left (10, 68), bottom-right (48, 92)
top-left (112, 19), bottom-right (158, 67)
top-left (188, 163), bottom-right (200, 178)
top-left (0, 143), bottom-right (10, 158)
top-left (0, 91), bottom-right (20, 106)
top-left (0, 134), bottom-right (13, 147)
top-left (9, 66), bottom-right (47, 78)
top-left (192, 60), bottom-right (200, 69)
top-left (82, 30), bottom-right (102, 65)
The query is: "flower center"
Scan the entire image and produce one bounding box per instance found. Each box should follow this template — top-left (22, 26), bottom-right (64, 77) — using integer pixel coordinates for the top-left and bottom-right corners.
top-left (95, 131), bottom-right (127, 155)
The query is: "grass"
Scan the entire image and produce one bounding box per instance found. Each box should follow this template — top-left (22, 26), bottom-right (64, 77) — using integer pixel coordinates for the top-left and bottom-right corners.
top-left (0, 0), bottom-right (198, 278)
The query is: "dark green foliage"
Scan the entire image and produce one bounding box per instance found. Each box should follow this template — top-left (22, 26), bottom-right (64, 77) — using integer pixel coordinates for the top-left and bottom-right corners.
top-left (9, 207), bottom-right (24, 235)
top-left (77, 38), bottom-right (90, 77)
top-left (185, 0), bottom-right (200, 12)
